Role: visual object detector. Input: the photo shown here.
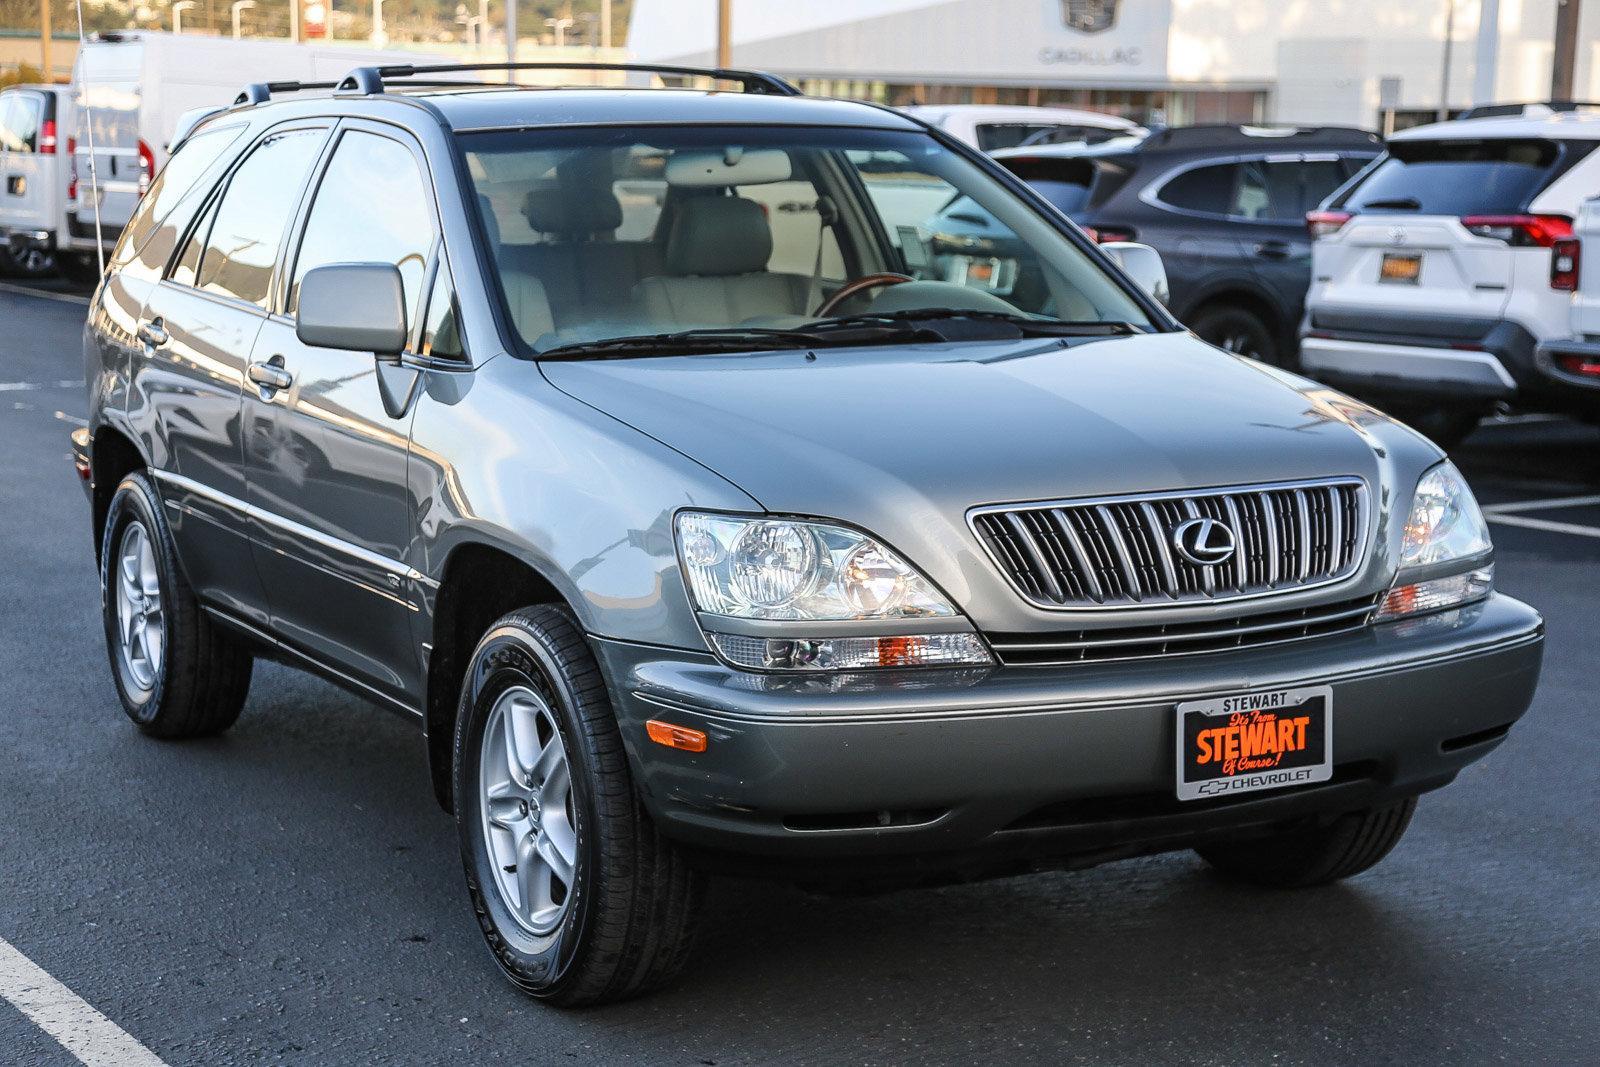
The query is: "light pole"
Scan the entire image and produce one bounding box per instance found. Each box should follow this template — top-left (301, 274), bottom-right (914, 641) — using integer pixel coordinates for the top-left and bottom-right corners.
top-left (1438, 0), bottom-right (1455, 121)
top-left (172, 0), bottom-right (195, 33)
top-left (372, 0), bottom-right (387, 47)
top-left (545, 15), bottom-right (573, 46)
top-left (479, 0), bottom-right (490, 52)
top-left (232, 0), bottom-right (256, 39)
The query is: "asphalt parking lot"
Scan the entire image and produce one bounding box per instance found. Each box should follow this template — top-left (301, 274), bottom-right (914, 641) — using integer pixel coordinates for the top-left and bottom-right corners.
top-left (1, 280), bottom-right (1595, 1065)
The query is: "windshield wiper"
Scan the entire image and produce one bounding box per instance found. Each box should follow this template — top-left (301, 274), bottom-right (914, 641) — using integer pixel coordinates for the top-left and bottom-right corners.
top-left (535, 312), bottom-right (1140, 360)
top-left (803, 308), bottom-right (1142, 338)
top-left (1360, 197), bottom-right (1422, 211)
top-left (535, 322), bottom-right (933, 360)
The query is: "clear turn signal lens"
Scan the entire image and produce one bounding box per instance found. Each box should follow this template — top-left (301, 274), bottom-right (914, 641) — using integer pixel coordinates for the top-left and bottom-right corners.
top-left (708, 631), bottom-right (992, 671)
top-left (1374, 565), bottom-right (1493, 621)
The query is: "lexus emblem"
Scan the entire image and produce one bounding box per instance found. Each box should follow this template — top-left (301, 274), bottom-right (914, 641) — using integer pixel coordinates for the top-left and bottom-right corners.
top-left (1172, 517), bottom-right (1237, 566)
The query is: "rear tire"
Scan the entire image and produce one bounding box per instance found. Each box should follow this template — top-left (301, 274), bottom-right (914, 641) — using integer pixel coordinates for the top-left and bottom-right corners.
top-left (1391, 407), bottom-right (1482, 450)
top-left (100, 471), bottom-right (253, 738)
top-left (1190, 305), bottom-right (1284, 367)
top-left (453, 605), bottom-right (705, 1006)
top-left (0, 243), bottom-right (55, 278)
top-left (1196, 798), bottom-right (1417, 888)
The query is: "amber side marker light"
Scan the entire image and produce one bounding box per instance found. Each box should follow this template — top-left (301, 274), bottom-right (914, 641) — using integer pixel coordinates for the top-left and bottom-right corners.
top-left (646, 720), bottom-right (708, 753)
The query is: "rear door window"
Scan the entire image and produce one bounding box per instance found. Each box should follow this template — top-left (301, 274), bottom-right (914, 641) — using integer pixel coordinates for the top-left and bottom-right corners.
top-left (1338, 139), bottom-right (1581, 215)
top-left (0, 92), bottom-right (41, 153)
top-left (193, 127), bottom-right (326, 307)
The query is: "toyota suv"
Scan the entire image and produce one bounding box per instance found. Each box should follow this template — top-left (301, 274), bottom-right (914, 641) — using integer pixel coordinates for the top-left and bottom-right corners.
top-left (74, 64), bottom-right (1543, 1006)
top-left (1301, 111), bottom-right (1600, 444)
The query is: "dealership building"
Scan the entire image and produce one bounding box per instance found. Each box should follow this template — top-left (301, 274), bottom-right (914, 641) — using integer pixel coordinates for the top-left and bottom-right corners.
top-left (629, 0), bottom-right (1600, 130)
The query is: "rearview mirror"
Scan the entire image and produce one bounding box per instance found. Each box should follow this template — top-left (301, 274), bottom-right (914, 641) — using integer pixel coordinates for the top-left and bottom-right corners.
top-left (296, 263), bottom-right (408, 356)
top-left (1099, 241), bottom-right (1170, 306)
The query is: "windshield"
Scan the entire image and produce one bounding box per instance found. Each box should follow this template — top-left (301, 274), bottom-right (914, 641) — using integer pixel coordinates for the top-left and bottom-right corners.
top-left (459, 125), bottom-right (1155, 356)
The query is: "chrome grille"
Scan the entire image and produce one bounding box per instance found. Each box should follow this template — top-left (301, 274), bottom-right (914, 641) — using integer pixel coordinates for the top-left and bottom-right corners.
top-left (970, 479), bottom-right (1367, 609)
top-left (989, 593), bottom-right (1380, 666)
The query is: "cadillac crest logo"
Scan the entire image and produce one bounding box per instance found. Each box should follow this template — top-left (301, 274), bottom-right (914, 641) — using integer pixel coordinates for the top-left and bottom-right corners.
top-left (1060, 0), bottom-right (1120, 34)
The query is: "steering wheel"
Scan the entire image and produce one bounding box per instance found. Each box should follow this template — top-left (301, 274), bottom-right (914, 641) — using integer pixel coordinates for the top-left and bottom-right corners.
top-left (813, 272), bottom-right (914, 318)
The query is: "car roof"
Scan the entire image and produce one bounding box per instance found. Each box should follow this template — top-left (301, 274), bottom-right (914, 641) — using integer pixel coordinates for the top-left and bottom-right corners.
top-left (1391, 110), bottom-right (1600, 142)
top-left (398, 86), bottom-right (922, 132)
top-left (901, 104), bottom-right (1136, 128)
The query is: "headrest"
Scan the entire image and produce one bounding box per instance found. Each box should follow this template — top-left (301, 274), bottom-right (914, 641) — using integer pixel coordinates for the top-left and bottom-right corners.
top-left (523, 182), bottom-right (624, 238)
top-left (665, 197), bottom-right (772, 276)
top-left (665, 148), bottom-right (793, 187)
top-left (521, 152), bottom-right (623, 238)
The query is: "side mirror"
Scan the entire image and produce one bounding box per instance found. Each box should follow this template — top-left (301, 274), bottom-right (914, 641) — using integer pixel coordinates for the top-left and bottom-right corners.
top-left (296, 263), bottom-right (408, 357)
top-left (1099, 241), bottom-right (1170, 306)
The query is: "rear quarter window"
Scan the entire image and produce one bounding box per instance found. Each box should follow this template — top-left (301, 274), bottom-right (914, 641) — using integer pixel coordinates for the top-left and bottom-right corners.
top-left (1337, 138), bottom-right (1592, 215)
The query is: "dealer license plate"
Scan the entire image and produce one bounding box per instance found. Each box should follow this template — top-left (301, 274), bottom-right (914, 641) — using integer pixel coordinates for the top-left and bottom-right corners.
top-left (1175, 686), bottom-right (1332, 802)
top-left (1379, 252), bottom-right (1422, 284)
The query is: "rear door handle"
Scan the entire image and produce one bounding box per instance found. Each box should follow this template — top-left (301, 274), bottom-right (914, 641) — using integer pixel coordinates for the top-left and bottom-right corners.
top-left (136, 319), bottom-right (168, 348)
top-left (1254, 240), bottom-right (1292, 260)
top-left (247, 359), bottom-right (294, 393)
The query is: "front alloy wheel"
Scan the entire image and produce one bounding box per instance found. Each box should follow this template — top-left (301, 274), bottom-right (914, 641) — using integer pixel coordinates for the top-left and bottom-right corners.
top-left (454, 605), bottom-right (705, 1006)
top-left (112, 521), bottom-right (166, 695)
top-left (479, 685), bottom-right (579, 937)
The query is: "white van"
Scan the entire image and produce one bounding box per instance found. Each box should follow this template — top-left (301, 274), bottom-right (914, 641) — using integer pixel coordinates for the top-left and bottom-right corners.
top-left (1300, 110), bottom-right (1600, 443)
top-left (0, 84), bottom-right (76, 277)
top-left (66, 31), bottom-right (444, 265)
top-left (900, 104), bottom-right (1140, 152)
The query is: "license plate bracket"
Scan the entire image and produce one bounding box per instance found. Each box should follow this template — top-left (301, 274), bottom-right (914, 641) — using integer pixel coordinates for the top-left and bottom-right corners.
top-left (1175, 686), bottom-right (1332, 802)
top-left (1380, 252), bottom-right (1422, 284)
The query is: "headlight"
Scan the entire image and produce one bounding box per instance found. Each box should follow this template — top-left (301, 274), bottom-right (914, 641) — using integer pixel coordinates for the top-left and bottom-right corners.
top-left (676, 512), bottom-right (992, 670)
top-left (1376, 462), bottom-right (1493, 621)
top-left (1398, 461), bottom-right (1492, 568)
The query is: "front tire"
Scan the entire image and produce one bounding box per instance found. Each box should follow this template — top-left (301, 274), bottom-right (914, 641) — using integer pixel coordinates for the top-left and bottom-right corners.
top-left (100, 471), bottom-right (253, 737)
top-left (1196, 798), bottom-right (1417, 888)
top-left (453, 605), bottom-right (705, 1006)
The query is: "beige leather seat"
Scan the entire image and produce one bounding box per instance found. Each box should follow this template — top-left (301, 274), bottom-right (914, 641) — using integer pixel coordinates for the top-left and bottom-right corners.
top-left (633, 197), bottom-right (816, 326)
top-left (479, 193), bottom-right (555, 344)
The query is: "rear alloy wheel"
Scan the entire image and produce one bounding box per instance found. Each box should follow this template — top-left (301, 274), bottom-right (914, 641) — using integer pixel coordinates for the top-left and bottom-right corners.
top-left (1190, 306), bottom-right (1283, 367)
top-left (1196, 798), bottom-right (1417, 888)
top-left (100, 471), bottom-right (253, 737)
top-left (454, 606), bottom-right (705, 1006)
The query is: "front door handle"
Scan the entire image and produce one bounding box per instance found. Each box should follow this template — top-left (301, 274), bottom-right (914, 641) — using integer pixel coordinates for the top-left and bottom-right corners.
top-left (247, 359), bottom-right (294, 393)
top-left (136, 319), bottom-right (168, 348)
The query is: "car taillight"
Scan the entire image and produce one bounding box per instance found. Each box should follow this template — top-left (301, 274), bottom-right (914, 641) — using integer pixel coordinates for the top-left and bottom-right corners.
top-left (137, 139), bottom-right (155, 198)
top-left (66, 137), bottom-right (78, 201)
top-left (1460, 214), bottom-right (1572, 247)
top-left (1306, 210), bottom-right (1351, 239)
top-left (1085, 225), bottom-right (1135, 243)
top-left (1551, 237), bottom-right (1580, 291)
top-left (39, 119), bottom-right (56, 155)
top-left (1555, 353), bottom-right (1600, 377)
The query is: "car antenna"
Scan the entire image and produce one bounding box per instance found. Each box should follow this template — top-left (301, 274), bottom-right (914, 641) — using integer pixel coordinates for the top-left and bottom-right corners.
top-left (72, 0), bottom-right (106, 279)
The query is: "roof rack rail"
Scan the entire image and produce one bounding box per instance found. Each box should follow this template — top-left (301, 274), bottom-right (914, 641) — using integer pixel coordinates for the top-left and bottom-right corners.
top-left (233, 80), bottom-right (338, 107)
top-left (1142, 123), bottom-right (1380, 151)
top-left (1458, 100), bottom-right (1600, 120)
top-left (331, 61), bottom-right (802, 97)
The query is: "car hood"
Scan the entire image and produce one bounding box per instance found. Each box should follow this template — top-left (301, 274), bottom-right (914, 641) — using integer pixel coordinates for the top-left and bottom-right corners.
top-left (540, 331), bottom-right (1435, 629)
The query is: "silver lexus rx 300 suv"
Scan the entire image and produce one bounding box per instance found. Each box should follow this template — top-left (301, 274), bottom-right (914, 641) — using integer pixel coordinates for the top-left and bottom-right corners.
top-left (74, 64), bottom-right (1544, 1005)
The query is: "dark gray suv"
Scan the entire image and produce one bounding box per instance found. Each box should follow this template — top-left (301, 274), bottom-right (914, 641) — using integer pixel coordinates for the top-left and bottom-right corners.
top-left (75, 64), bottom-right (1543, 1006)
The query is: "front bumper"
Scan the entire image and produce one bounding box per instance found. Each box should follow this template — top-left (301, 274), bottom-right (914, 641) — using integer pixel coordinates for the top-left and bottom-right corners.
top-left (595, 594), bottom-right (1542, 884)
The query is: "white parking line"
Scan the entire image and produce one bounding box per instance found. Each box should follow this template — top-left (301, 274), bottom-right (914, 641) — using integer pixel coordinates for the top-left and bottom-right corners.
top-left (0, 380), bottom-right (84, 392)
top-left (1481, 493), bottom-right (1600, 515)
top-left (0, 936), bottom-right (167, 1066)
top-left (1486, 512), bottom-right (1600, 539)
top-left (0, 280), bottom-right (91, 306)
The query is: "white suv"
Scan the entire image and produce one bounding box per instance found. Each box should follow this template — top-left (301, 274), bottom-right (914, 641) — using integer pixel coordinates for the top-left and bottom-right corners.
top-left (1299, 110), bottom-right (1600, 444)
